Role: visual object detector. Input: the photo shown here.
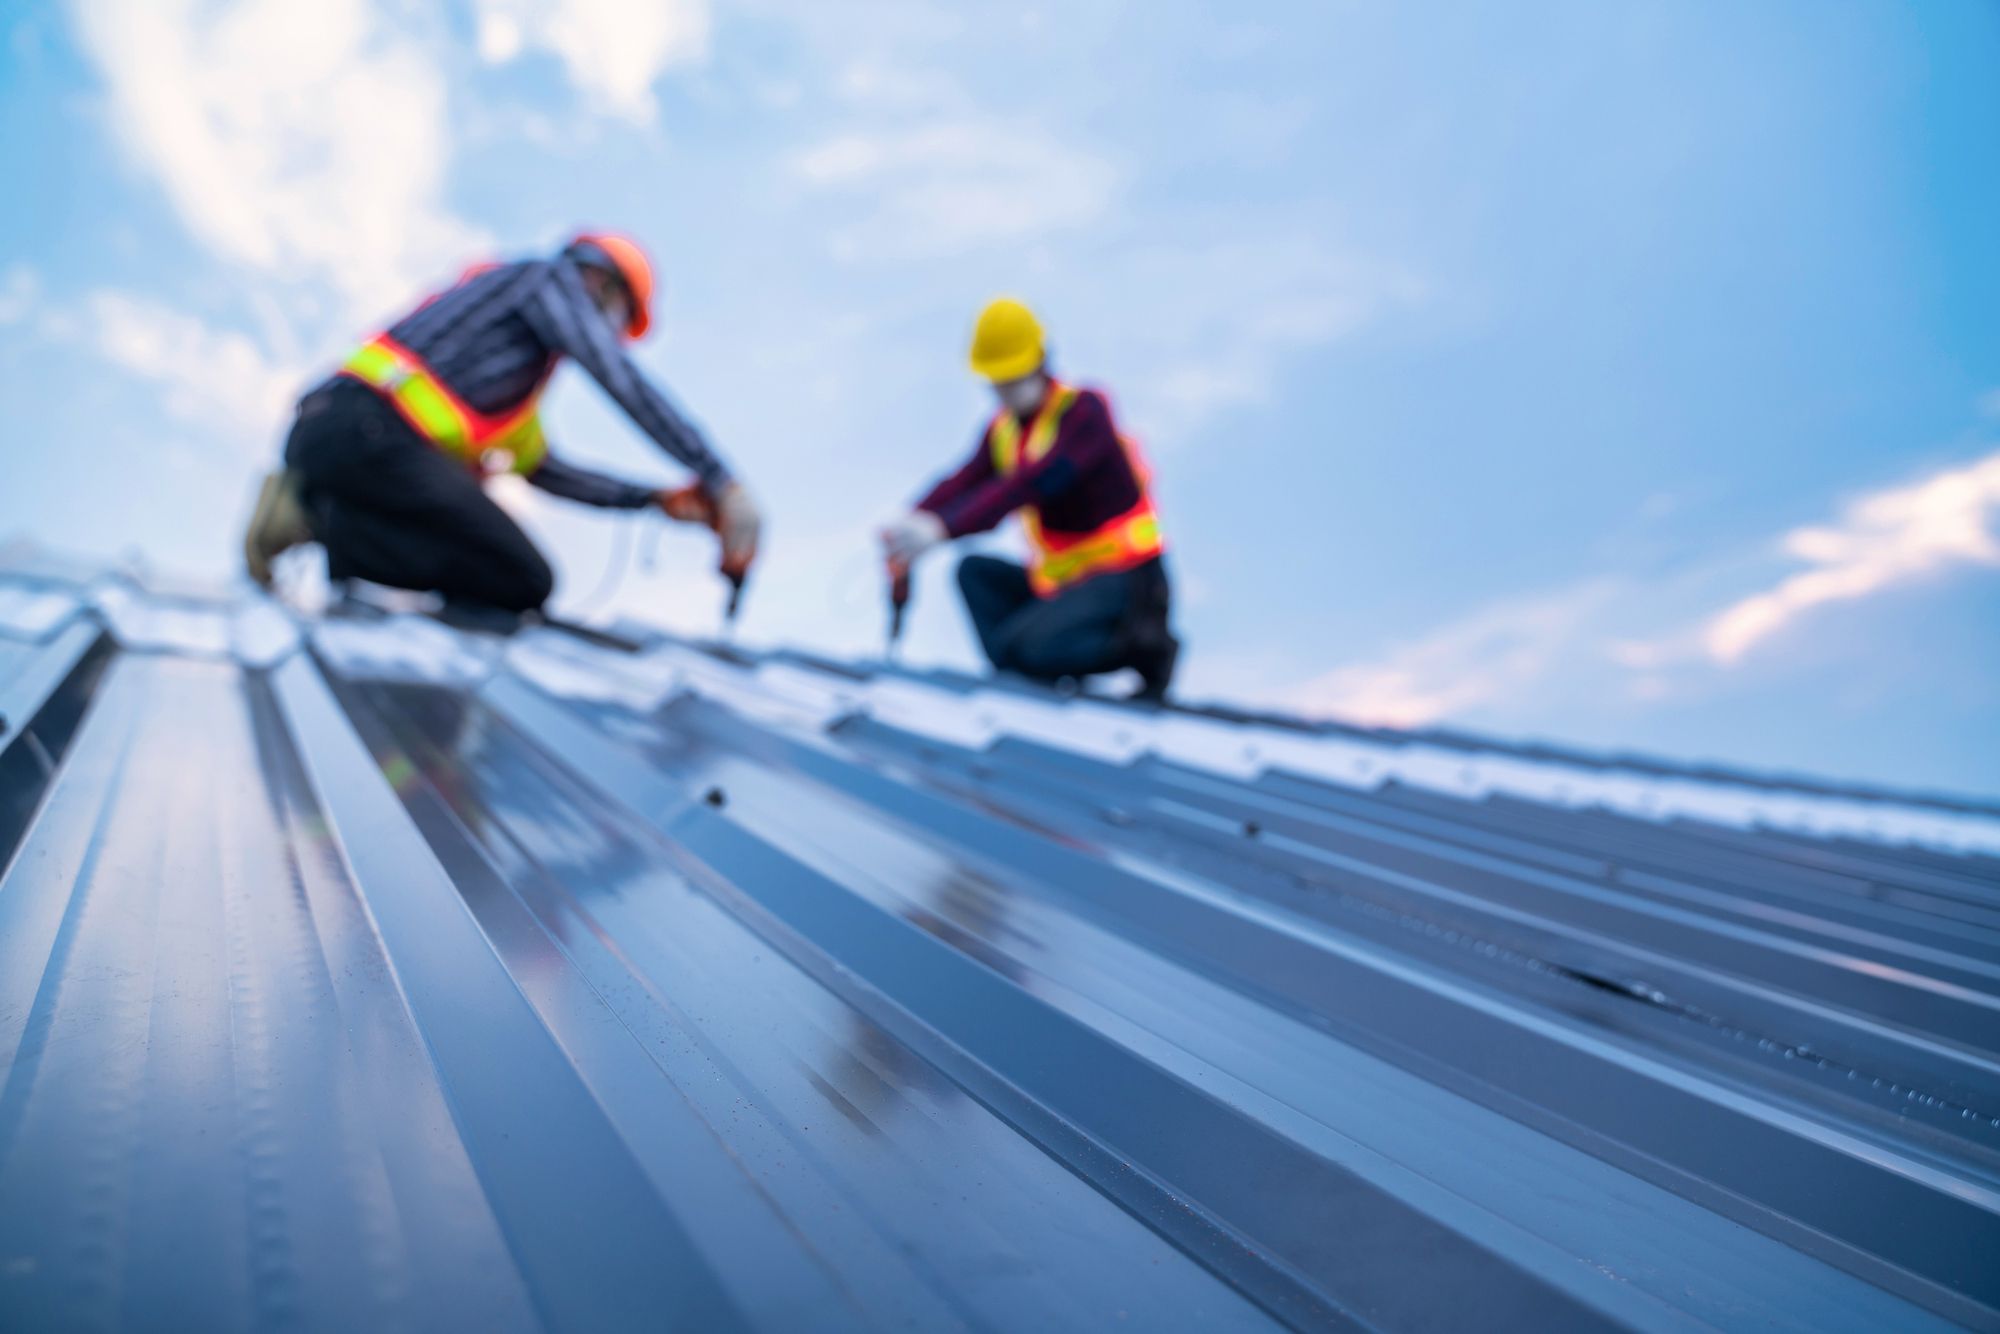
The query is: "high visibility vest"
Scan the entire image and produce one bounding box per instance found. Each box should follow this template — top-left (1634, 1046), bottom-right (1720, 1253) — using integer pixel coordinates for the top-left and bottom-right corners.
top-left (340, 331), bottom-right (550, 476)
top-left (988, 381), bottom-right (1165, 597)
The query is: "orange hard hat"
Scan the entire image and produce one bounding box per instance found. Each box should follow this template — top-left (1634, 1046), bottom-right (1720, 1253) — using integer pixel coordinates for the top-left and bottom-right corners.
top-left (570, 230), bottom-right (655, 339)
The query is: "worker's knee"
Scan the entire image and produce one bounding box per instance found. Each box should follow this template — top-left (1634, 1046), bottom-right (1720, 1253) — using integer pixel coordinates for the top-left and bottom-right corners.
top-left (990, 624), bottom-right (1064, 681)
top-left (955, 554), bottom-right (1012, 599)
top-left (495, 547), bottom-right (555, 613)
top-left (521, 551), bottom-right (556, 611)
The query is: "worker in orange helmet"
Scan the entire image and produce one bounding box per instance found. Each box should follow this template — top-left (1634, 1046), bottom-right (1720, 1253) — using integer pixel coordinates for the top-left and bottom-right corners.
top-left (244, 231), bottom-right (759, 619)
top-left (882, 297), bottom-right (1179, 699)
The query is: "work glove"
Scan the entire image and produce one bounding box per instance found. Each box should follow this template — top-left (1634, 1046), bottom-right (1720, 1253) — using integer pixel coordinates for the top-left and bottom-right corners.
top-left (715, 482), bottom-right (762, 579)
top-left (880, 511), bottom-right (947, 566)
top-left (657, 482), bottom-right (760, 577)
top-left (655, 483), bottom-right (716, 525)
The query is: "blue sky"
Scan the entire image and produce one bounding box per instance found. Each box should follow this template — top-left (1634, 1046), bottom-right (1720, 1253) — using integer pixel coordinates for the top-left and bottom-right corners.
top-left (2, 0), bottom-right (1996, 794)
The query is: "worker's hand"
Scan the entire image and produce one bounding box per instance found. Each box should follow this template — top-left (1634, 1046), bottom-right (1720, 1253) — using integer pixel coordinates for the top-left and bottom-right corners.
top-left (715, 482), bottom-right (762, 578)
top-left (655, 483), bottom-right (715, 526)
top-left (880, 511), bottom-right (947, 566)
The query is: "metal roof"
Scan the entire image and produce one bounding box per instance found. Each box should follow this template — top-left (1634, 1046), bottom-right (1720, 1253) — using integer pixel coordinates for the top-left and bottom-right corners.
top-left (2, 567), bottom-right (1998, 1332)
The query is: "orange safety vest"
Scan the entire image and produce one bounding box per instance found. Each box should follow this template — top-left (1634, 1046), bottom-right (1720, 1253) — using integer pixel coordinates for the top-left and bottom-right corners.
top-left (988, 381), bottom-right (1165, 597)
top-left (340, 273), bottom-right (551, 475)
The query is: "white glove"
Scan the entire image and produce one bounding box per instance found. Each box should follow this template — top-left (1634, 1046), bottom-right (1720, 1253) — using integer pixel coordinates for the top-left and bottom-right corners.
top-left (715, 482), bottom-right (762, 577)
top-left (880, 511), bottom-right (947, 566)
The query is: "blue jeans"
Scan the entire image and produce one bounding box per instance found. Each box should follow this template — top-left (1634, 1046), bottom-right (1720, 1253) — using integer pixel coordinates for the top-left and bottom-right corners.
top-left (956, 554), bottom-right (1173, 684)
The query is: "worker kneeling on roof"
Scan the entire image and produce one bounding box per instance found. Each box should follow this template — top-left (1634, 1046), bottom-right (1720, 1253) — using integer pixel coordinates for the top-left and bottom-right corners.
top-left (883, 298), bottom-right (1180, 700)
top-left (243, 231), bottom-right (759, 615)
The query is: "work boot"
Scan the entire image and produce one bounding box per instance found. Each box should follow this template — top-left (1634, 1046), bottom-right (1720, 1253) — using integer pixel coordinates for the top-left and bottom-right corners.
top-left (243, 469), bottom-right (312, 587)
top-left (1129, 632), bottom-right (1179, 704)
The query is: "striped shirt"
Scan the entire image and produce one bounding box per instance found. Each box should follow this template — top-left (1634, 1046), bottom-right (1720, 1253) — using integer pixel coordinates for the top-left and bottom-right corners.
top-left (329, 253), bottom-right (732, 508)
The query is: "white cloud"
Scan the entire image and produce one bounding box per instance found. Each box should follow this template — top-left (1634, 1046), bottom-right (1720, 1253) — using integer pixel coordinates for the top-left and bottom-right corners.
top-left (471, 0), bottom-right (710, 124)
top-left (69, 0), bottom-right (485, 320)
top-left (5, 275), bottom-right (296, 450)
top-left (832, 58), bottom-right (959, 112)
top-left (79, 290), bottom-right (301, 451)
top-left (774, 7), bottom-right (1416, 447)
top-left (0, 265), bottom-right (38, 325)
top-left (1701, 449), bottom-right (2000, 662)
top-left (1275, 448), bottom-right (2000, 732)
top-left (793, 122), bottom-right (1120, 257)
top-left (1105, 236), bottom-right (1424, 439)
top-left (1281, 582), bottom-right (1620, 728)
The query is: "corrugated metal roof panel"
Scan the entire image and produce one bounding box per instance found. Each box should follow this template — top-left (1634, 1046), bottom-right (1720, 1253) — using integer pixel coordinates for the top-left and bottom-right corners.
top-left (2, 573), bottom-right (1997, 1332)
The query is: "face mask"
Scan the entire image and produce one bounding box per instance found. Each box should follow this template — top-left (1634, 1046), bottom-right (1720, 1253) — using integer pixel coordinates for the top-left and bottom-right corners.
top-left (597, 287), bottom-right (633, 334)
top-left (996, 374), bottom-right (1047, 417)
top-left (581, 265), bottom-right (632, 333)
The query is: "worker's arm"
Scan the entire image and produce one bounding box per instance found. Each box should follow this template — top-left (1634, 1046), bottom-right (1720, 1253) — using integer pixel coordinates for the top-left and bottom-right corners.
top-left (525, 453), bottom-right (657, 508)
top-left (923, 391), bottom-right (1121, 537)
top-left (881, 428), bottom-right (994, 565)
top-left (913, 426), bottom-right (998, 522)
top-left (522, 258), bottom-right (735, 492)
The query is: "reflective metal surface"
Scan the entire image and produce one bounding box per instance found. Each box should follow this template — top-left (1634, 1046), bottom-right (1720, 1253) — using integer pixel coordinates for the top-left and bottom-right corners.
top-left (2, 571), bottom-right (1997, 1332)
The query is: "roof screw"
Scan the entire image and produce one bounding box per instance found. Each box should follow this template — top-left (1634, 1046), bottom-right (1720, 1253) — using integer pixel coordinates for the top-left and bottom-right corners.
top-left (1243, 820), bottom-right (1262, 838)
top-left (702, 786), bottom-right (728, 809)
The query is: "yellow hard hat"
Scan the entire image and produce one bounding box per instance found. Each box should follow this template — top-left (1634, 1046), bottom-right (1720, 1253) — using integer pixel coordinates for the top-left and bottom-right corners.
top-left (968, 297), bottom-right (1046, 382)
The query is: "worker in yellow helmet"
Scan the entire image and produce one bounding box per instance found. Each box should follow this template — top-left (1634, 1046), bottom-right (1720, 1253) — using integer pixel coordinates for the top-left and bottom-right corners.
top-left (243, 231), bottom-right (760, 621)
top-left (882, 298), bottom-right (1179, 699)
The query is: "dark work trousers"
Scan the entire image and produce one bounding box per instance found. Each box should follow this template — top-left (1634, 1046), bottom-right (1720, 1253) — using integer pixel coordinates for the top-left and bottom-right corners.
top-left (284, 378), bottom-right (555, 612)
top-left (956, 553), bottom-right (1172, 682)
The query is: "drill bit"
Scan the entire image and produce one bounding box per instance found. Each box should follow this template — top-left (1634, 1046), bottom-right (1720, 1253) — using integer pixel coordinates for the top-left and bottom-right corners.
top-left (886, 561), bottom-right (911, 660)
top-left (722, 571), bottom-right (745, 640)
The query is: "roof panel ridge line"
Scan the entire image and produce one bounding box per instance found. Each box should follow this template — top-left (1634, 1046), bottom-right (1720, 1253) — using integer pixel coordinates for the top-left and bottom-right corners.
top-left (476, 678), bottom-right (1640, 1334)
top-left (0, 654), bottom-right (151, 1083)
top-left (265, 651), bottom-right (761, 1333)
top-left (1153, 767), bottom-right (2000, 998)
top-left (728, 638), bottom-right (2000, 836)
top-left (476, 680), bottom-right (1370, 1331)
top-left (268, 654), bottom-right (485, 1066)
top-left (690, 892), bottom-right (1366, 1333)
top-left (231, 591), bottom-right (307, 672)
top-left (0, 581), bottom-right (85, 645)
top-left (746, 652), bottom-right (2000, 851)
top-left (664, 697), bottom-right (2000, 1225)
top-left (0, 620), bottom-right (123, 880)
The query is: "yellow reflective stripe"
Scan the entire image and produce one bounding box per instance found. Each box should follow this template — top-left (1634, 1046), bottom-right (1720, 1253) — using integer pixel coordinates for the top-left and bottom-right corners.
top-left (989, 412), bottom-right (1020, 472)
top-left (392, 376), bottom-right (471, 451)
top-left (982, 382), bottom-right (1161, 593)
top-left (1037, 514), bottom-right (1161, 584)
top-left (987, 384), bottom-right (1078, 474)
top-left (344, 340), bottom-right (402, 385)
top-left (494, 413), bottom-right (548, 474)
top-left (343, 336), bottom-right (477, 456)
top-left (1022, 385), bottom-right (1077, 464)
